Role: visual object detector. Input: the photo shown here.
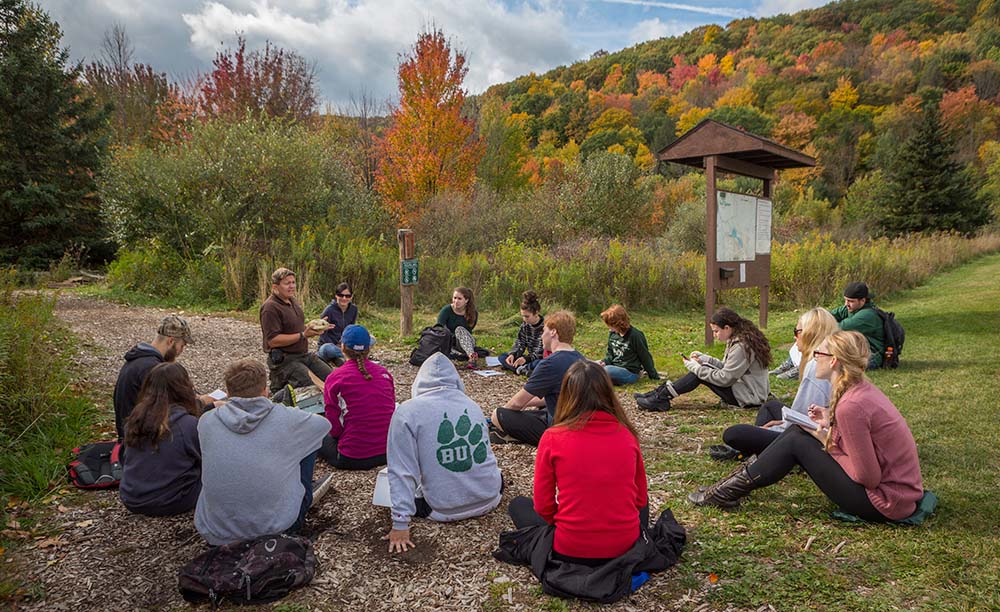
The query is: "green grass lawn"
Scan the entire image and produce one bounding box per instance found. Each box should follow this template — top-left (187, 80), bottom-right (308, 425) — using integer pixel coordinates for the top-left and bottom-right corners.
top-left (76, 253), bottom-right (1000, 610)
top-left (366, 255), bottom-right (1000, 611)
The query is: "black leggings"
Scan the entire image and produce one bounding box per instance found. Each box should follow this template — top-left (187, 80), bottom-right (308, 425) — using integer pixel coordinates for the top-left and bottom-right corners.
top-left (722, 399), bottom-right (784, 456)
top-left (319, 436), bottom-right (386, 470)
top-left (670, 372), bottom-right (739, 406)
top-left (747, 426), bottom-right (886, 521)
top-left (507, 496), bottom-right (650, 565)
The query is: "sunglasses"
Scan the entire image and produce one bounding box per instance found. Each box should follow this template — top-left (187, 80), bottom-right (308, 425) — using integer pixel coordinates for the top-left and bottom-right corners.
top-left (813, 350), bottom-right (833, 358)
top-left (336, 293), bottom-right (352, 298)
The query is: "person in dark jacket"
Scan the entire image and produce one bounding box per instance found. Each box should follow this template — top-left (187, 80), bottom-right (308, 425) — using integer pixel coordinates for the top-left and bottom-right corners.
top-left (120, 362), bottom-right (203, 516)
top-left (113, 315), bottom-right (211, 441)
top-left (830, 281), bottom-right (885, 369)
top-left (317, 282), bottom-right (358, 367)
top-left (498, 290), bottom-right (545, 375)
top-left (599, 304), bottom-right (659, 385)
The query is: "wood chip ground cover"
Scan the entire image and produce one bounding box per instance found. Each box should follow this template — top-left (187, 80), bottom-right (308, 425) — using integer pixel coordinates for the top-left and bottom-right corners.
top-left (7, 294), bottom-right (732, 611)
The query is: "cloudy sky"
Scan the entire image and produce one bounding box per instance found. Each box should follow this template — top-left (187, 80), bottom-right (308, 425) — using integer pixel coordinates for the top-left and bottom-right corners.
top-left (38, 0), bottom-right (828, 108)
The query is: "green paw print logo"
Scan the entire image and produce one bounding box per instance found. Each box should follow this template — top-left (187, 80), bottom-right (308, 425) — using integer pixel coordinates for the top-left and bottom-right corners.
top-left (436, 410), bottom-right (489, 473)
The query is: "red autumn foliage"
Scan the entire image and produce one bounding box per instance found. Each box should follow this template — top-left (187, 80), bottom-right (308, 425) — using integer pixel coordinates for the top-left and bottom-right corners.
top-left (375, 29), bottom-right (484, 224)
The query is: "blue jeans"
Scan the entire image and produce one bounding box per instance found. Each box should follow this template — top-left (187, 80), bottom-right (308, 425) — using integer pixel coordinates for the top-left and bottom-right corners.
top-left (288, 450), bottom-right (318, 534)
top-left (498, 352), bottom-right (540, 374)
top-left (604, 365), bottom-right (640, 385)
top-left (317, 343), bottom-right (345, 363)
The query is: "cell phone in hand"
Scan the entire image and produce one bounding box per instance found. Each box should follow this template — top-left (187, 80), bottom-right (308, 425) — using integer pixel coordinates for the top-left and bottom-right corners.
top-left (679, 352), bottom-right (688, 360)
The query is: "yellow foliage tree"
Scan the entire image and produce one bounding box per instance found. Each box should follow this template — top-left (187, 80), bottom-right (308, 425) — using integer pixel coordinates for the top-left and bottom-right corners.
top-left (697, 53), bottom-right (718, 76)
top-left (703, 24), bottom-right (722, 45)
top-left (720, 52), bottom-right (736, 76)
top-left (676, 107), bottom-right (711, 135)
top-left (715, 86), bottom-right (754, 108)
top-left (829, 76), bottom-right (859, 110)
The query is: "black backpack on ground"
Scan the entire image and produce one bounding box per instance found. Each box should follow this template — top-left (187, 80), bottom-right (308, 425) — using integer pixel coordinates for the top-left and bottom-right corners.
top-left (67, 441), bottom-right (123, 489)
top-left (874, 307), bottom-right (905, 369)
top-left (409, 325), bottom-right (454, 366)
top-left (177, 534), bottom-right (316, 607)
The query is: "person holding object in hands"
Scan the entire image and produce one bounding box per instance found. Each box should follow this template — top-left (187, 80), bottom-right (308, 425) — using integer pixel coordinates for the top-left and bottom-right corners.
top-left (710, 307), bottom-right (838, 460)
top-left (689, 331), bottom-right (924, 521)
top-left (260, 267), bottom-right (332, 395)
top-left (498, 290), bottom-right (545, 375)
top-left (635, 308), bottom-right (770, 412)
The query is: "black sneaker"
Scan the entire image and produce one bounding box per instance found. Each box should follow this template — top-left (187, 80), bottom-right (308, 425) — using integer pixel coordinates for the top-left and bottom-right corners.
top-left (708, 444), bottom-right (743, 461)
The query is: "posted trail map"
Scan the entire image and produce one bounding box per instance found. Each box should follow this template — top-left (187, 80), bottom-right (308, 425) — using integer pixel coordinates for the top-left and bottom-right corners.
top-left (716, 191), bottom-right (772, 262)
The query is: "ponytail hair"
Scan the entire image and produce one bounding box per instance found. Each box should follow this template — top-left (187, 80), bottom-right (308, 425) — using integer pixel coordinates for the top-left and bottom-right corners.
top-left (711, 307), bottom-right (771, 368)
top-left (520, 290), bottom-right (541, 314)
top-left (343, 346), bottom-right (372, 380)
top-left (824, 331), bottom-right (870, 451)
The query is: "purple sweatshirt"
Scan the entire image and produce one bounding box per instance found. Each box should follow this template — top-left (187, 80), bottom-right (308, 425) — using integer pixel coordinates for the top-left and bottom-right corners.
top-left (323, 359), bottom-right (396, 459)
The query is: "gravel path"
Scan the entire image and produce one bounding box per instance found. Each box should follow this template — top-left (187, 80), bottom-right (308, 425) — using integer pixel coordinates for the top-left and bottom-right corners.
top-left (11, 294), bottom-right (711, 611)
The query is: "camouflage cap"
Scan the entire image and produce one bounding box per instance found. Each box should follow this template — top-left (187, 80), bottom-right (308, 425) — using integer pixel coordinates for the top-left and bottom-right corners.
top-left (158, 314), bottom-right (194, 345)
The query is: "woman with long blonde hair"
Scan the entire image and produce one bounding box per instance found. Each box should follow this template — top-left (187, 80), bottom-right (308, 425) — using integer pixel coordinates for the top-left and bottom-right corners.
top-left (710, 308), bottom-right (839, 460)
top-left (506, 360), bottom-right (649, 563)
top-left (690, 331), bottom-right (923, 521)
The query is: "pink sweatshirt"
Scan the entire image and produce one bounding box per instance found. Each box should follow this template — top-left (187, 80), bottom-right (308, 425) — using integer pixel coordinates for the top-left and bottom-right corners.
top-left (323, 360), bottom-right (396, 459)
top-left (828, 381), bottom-right (923, 520)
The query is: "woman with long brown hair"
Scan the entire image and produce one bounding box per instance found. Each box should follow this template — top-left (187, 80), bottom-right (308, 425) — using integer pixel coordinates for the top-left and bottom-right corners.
top-left (507, 360), bottom-right (649, 563)
top-left (119, 362), bottom-right (203, 516)
top-left (636, 307), bottom-right (770, 412)
top-left (689, 331), bottom-right (924, 521)
top-left (437, 286), bottom-right (482, 367)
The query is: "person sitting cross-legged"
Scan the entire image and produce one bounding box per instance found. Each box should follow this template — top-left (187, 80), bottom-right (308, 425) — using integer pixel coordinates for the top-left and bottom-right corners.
top-left (598, 304), bottom-right (659, 386)
top-left (195, 358), bottom-right (331, 545)
top-left (490, 310), bottom-right (586, 446)
top-left (689, 331), bottom-right (924, 522)
top-left (383, 353), bottom-right (502, 553)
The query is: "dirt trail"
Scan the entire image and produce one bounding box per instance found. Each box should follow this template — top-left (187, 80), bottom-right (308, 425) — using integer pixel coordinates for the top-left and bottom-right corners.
top-left (10, 294), bottom-right (692, 611)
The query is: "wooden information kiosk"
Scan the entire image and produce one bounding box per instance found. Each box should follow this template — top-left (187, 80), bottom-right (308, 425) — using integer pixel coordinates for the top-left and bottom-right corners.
top-left (657, 120), bottom-right (816, 345)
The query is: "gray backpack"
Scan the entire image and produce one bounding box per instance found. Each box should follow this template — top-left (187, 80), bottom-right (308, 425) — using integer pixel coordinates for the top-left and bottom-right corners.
top-left (178, 534), bottom-right (316, 607)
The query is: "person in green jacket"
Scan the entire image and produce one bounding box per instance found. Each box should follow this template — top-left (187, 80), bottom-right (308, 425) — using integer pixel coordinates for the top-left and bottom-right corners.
top-left (599, 304), bottom-right (660, 385)
top-left (830, 282), bottom-right (885, 369)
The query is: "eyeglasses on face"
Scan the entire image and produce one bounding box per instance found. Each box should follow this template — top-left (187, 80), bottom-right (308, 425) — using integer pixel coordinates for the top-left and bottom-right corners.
top-left (337, 293), bottom-right (352, 298)
top-left (813, 350), bottom-right (833, 358)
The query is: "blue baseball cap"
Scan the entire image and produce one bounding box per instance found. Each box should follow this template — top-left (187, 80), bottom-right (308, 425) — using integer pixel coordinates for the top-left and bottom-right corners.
top-left (341, 324), bottom-right (372, 351)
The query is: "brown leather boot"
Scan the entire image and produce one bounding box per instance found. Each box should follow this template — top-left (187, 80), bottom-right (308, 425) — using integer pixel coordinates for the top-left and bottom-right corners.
top-left (688, 463), bottom-right (758, 508)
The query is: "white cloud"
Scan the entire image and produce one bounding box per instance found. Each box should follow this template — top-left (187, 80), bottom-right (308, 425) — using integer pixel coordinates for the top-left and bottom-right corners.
top-left (753, 0), bottom-right (830, 18)
top-left (628, 17), bottom-right (696, 45)
top-left (178, 0), bottom-right (582, 107)
top-left (598, 0), bottom-right (750, 19)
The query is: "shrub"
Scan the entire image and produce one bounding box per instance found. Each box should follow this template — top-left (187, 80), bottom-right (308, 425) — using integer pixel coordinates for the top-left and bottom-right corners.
top-left (558, 152), bottom-right (652, 237)
top-left (0, 270), bottom-right (98, 500)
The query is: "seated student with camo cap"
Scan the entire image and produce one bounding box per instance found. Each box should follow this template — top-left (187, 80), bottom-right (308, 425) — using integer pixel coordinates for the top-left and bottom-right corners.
top-left (383, 352), bottom-right (502, 553)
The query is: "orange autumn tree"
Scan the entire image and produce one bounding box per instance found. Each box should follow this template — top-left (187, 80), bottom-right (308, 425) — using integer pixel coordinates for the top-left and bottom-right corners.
top-left (376, 29), bottom-right (483, 223)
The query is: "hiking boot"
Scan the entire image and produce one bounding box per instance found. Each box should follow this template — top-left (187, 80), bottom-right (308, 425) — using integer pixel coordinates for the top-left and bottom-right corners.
top-left (310, 473), bottom-right (334, 508)
top-left (636, 382), bottom-right (674, 412)
top-left (688, 464), bottom-right (758, 508)
top-left (708, 444), bottom-right (743, 461)
top-left (515, 364), bottom-right (529, 376)
top-left (632, 388), bottom-right (657, 400)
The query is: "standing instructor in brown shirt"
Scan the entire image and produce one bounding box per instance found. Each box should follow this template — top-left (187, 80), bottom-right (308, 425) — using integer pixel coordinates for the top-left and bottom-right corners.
top-left (260, 268), bottom-right (333, 394)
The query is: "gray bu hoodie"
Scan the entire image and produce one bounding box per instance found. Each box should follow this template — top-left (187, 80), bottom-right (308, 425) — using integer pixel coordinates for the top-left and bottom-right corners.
top-left (388, 353), bottom-right (502, 530)
top-left (195, 396), bottom-right (330, 545)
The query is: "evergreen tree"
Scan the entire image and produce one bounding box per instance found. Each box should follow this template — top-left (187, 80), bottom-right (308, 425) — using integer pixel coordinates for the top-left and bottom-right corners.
top-left (879, 101), bottom-right (991, 236)
top-left (0, 0), bottom-right (110, 268)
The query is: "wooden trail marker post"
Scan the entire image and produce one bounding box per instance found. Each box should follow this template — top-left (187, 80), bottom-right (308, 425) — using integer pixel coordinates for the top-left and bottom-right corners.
top-left (657, 120), bottom-right (815, 345)
top-left (398, 229), bottom-right (417, 336)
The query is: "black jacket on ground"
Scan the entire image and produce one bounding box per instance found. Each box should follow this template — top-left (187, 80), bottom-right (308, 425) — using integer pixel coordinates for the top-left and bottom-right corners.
top-left (113, 343), bottom-right (163, 440)
top-left (493, 509), bottom-right (686, 603)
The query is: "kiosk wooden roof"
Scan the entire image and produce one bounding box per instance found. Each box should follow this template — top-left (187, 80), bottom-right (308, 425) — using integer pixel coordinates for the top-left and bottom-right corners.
top-left (657, 119), bottom-right (816, 170)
